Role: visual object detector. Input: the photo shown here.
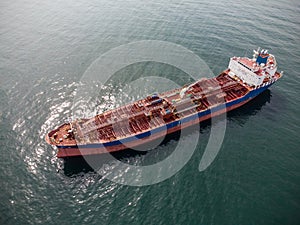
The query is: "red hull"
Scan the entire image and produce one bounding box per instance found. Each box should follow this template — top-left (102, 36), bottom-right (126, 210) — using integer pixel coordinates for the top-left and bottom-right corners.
top-left (56, 99), bottom-right (250, 158)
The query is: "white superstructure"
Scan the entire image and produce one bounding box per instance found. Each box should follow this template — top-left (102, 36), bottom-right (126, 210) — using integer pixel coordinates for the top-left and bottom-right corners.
top-left (228, 48), bottom-right (278, 87)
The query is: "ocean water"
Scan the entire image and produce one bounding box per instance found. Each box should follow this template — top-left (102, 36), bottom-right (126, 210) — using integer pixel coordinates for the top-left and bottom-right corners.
top-left (0, 0), bottom-right (299, 224)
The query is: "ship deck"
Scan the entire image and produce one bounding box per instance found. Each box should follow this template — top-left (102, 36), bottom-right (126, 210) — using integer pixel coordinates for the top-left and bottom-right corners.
top-left (46, 70), bottom-right (250, 147)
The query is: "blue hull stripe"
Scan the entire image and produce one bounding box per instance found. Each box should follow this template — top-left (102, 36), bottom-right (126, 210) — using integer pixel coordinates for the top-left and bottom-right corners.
top-left (59, 83), bottom-right (272, 149)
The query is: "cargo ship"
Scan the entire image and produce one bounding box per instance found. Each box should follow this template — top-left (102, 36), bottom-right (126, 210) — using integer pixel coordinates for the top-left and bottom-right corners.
top-left (46, 48), bottom-right (282, 158)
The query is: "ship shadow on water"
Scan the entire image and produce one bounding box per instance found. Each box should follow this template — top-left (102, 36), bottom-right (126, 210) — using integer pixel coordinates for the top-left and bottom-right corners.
top-left (227, 89), bottom-right (271, 122)
top-left (63, 134), bottom-right (183, 176)
top-left (63, 89), bottom-right (273, 176)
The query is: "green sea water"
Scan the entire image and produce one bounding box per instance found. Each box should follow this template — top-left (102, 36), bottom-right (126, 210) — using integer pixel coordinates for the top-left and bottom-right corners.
top-left (0, 0), bottom-right (299, 224)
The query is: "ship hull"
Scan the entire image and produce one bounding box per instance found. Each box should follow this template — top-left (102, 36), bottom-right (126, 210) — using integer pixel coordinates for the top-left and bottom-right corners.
top-left (56, 83), bottom-right (273, 158)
